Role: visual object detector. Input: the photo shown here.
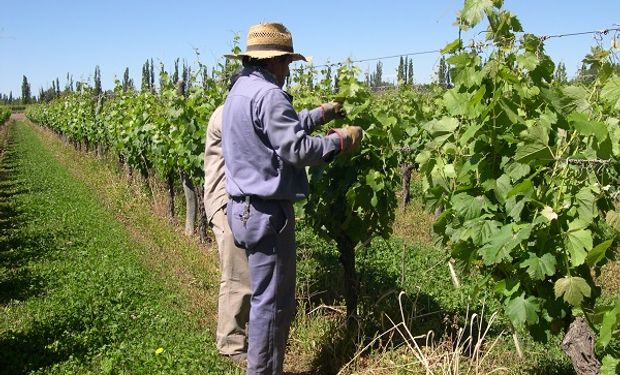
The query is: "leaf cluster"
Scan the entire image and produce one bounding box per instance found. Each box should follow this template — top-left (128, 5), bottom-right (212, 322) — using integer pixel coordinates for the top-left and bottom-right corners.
top-left (417, 0), bottom-right (620, 361)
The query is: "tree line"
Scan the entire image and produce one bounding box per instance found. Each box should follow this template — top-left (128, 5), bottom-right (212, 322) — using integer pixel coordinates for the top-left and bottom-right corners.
top-left (4, 55), bottom-right (619, 107)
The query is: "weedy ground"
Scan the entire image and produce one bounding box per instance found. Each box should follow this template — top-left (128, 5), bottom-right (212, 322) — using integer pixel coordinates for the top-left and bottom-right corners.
top-left (0, 119), bottom-right (241, 374)
top-left (2, 117), bottom-right (617, 374)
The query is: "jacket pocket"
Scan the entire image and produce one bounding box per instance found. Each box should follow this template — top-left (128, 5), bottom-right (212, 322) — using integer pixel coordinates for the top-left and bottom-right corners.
top-left (227, 198), bottom-right (283, 250)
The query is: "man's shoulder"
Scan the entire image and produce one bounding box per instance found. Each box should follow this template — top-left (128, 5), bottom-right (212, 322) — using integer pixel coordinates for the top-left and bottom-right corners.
top-left (208, 105), bottom-right (223, 129)
top-left (234, 73), bottom-right (280, 97)
top-left (212, 105), bottom-right (224, 117)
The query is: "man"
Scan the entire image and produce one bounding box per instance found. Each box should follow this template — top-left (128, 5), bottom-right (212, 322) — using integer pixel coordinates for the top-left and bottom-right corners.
top-left (204, 87), bottom-right (251, 364)
top-left (204, 68), bottom-right (350, 367)
top-left (221, 22), bottom-right (362, 374)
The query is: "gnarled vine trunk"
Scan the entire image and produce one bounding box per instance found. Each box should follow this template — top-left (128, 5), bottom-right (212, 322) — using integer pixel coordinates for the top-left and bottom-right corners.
top-left (139, 166), bottom-right (152, 196)
top-left (195, 184), bottom-right (209, 244)
top-left (561, 317), bottom-right (600, 375)
top-left (166, 172), bottom-right (175, 222)
top-left (127, 165), bottom-right (134, 184)
top-left (336, 235), bottom-right (358, 328)
top-left (400, 163), bottom-right (414, 211)
top-left (180, 171), bottom-right (196, 236)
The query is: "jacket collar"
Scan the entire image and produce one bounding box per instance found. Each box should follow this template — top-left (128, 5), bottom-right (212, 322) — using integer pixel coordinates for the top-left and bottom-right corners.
top-left (240, 66), bottom-right (293, 101)
top-left (243, 66), bottom-right (279, 86)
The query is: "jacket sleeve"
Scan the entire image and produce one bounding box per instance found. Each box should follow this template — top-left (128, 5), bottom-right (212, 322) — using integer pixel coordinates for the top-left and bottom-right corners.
top-left (259, 89), bottom-right (340, 168)
top-left (296, 107), bottom-right (324, 134)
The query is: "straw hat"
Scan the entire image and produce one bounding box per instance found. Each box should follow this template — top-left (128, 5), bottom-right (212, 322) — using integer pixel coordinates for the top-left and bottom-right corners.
top-left (225, 22), bottom-right (311, 62)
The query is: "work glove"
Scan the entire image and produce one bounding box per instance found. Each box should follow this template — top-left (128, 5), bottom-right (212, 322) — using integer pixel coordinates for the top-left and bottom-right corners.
top-left (321, 101), bottom-right (346, 123)
top-left (328, 125), bottom-right (363, 154)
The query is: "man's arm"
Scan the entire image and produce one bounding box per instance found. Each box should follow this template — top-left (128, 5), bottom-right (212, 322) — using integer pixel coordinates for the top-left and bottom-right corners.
top-left (261, 89), bottom-right (341, 167)
top-left (297, 102), bottom-right (345, 134)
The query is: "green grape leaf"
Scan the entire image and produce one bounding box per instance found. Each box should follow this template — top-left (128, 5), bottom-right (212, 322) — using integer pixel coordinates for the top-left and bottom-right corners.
top-left (520, 253), bottom-right (557, 280)
top-left (458, 122), bottom-right (482, 146)
top-left (507, 197), bottom-right (527, 221)
top-left (370, 193), bottom-right (378, 208)
top-left (452, 193), bottom-right (487, 221)
top-left (569, 112), bottom-right (608, 142)
top-left (606, 210), bottom-right (620, 231)
top-left (365, 170), bottom-right (384, 192)
top-left (479, 224), bottom-right (531, 265)
top-left (575, 186), bottom-right (598, 224)
top-left (443, 90), bottom-right (470, 116)
top-left (554, 276), bottom-right (591, 306)
top-left (598, 299), bottom-right (620, 348)
top-left (461, 0), bottom-right (494, 28)
top-left (507, 179), bottom-right (533, 198)
top-left (506, 294), bottom-right (540, 325)
top-left (565, 219), bottom-right (593, 267)
top-left (516, 52), bottom-right (540, 71)
top-left (441, 38), bottom-right (462, 54)
top-left (561, 85), bottom-right (591, 113)
top-left (600, 354), bottom-right (620, 375)
top-left (586, 240), bottom-right (613, 267)
top-left (521, 125), bottom-right (550, 146)
top-left (601, 75), bottom-right (620, 111)
top-left (424, 116), bottom-right (459, 137)
top-left (505, 162), bottom-right (531, 182)
top-left (444, 163), bottom-right (457, 179)
top-left (514, 143), bottom-right (553, 164)
top-left (494, 174), bottom-right (512, 204)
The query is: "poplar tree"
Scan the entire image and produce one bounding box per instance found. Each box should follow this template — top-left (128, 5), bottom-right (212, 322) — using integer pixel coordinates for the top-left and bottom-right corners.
top-left (397, 56), bottom-right (404, 83)
top-left (141, 60), bottom-right (150, 92)
top-left (150, 58), bottom-right (155, 91)
top-left (21, 75), bottom-right (31, 104)
top-left (122, 67), bottom-right (133, 92)
top-left (407, 59), bottom-right (414, 86)
top-left (369, 61), bottom-right (383, 88)
top-left (94, 65), bottom-right (102, 96)
top-left (437, 56), bottom-right (450, 88)
top-left (181, 61), bottom-right (191, 96)
top-left (324, 65), bottom-right (333, 90)
top-left (159, 63), bottom-right (167, 91)
top-left (65, 73), bottom-right (74, 92)
top-left (553, 61), bottom-right (568, 84)
top-left (172, 58), bottom-right (180, 84)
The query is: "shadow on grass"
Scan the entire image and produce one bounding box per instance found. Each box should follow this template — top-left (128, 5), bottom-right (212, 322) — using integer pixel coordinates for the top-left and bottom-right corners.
top-left (296, 236), bottom-right (448, 374)
top-left (526, 360), bottom-right (575, 375)
top-left (0, 127), bottom-right (112, 374)
top-left (296, 232), bottom-right (575, 374)
top-left (0, 314), bottom-right (105, 375)
top-left (305, 261), bottom-right (446, 374)
top-left (0, 142), bottom-right (58, 275)
top-left (0, 268), bottom-right (46, 304)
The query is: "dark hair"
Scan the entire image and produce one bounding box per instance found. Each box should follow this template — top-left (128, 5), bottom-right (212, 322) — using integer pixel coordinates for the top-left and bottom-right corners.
top-left (242, 56), bottom-right (268, 68)
top-left (228, 68), bottom-right (243, 90)
top-left (242, 55), bottom-right (289, 68)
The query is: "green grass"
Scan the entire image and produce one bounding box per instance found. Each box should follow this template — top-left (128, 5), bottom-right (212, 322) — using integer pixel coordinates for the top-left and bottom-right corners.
top-left (292, 226), bottom-right (575, 374)
top-left (0, 121), bottom-right (240, 374)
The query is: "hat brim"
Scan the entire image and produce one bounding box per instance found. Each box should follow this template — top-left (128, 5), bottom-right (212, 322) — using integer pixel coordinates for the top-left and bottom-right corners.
top-left (224, 50), bottom-right (312, 62)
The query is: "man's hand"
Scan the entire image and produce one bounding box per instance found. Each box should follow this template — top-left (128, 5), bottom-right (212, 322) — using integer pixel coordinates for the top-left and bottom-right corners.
top-left (328, 125), bottom-right (363, 154)
top-left (321, 101), bottom-right (346, 122)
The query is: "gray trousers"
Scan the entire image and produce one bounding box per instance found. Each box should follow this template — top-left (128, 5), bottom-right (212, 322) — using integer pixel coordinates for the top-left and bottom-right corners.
top-left (228, 197), bottom-right (296, 375)
top-left (211, 209), bottom-right (251, 356)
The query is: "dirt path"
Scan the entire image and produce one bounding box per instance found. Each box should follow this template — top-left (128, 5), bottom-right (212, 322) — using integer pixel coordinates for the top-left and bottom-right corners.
top-left (10, 112), bottom-right (26, 121)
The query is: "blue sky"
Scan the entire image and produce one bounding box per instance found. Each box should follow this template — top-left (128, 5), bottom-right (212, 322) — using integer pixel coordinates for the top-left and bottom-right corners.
top-left (1, 1), bottom-right (619, 97)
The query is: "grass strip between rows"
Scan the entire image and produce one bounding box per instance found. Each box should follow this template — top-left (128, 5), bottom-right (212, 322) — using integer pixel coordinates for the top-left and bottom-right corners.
top-left (0, 120), bottom-right (241, 374)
